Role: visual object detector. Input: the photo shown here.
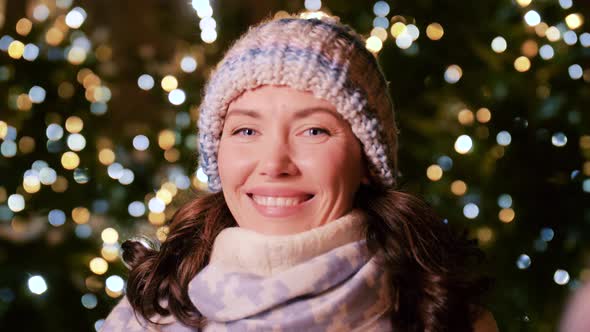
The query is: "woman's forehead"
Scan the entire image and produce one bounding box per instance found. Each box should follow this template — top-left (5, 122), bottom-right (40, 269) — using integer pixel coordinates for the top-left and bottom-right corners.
top-left (226, 85), bottom-right (341, 119)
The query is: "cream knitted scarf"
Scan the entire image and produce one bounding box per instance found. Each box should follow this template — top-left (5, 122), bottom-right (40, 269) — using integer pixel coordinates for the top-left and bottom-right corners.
top-left (99, 209), bottom-right (392, 332)
top-left (188, 209), bottom-right (392, 331)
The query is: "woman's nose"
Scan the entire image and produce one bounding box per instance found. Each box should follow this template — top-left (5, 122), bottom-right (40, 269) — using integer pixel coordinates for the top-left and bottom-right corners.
top-left (257, 137), bottom-right (299, 178)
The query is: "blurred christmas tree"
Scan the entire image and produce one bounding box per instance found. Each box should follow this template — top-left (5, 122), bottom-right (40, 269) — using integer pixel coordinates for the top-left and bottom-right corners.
top-left (0, 0), bottom-right (589, 331)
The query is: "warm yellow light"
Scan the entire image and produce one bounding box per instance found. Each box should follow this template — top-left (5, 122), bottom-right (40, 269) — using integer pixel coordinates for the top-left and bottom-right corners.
top-left (156, 189), bottom-right (173, 204)
top-left (16, 94), bottom-right (32, 111)
top-left (98, 148), bottom-right (115, 165)
top-left (534, 22), bottom-right (548, 37)
top-left (426, 165), bottom-right (443, 181)
top-left (499, 208), bottom-right (515, 223)
top-left (390, 22), bottom-right (407, 38)
top-left (0, 121), bottom-right (7, 139)
top-left (105, 288), bottom-right (123, 298)
top-left (583, 161), bottom-right (590, 176)
top-left (477, 227), bottom-right (494, 244)
top-left (51, 176), bottom-right (68, 192)
top-left (148, 212), bottom-right (166, 226)
top-left (365, 36), bottom-right (383, 53)
top-left (101, 246), bottom-right (119, 262)
top-left (82, 72), bottom-right (101, 88)
top-left (8, 40), bottom-right (25, 59)
top-left (61, 151), bottom-right (80, 170)
top-left (565, 13), bottom-right (584, 30)
top-left (67, 47), bottom-right (87, 65)
top-left (89, 257), bottom-right (108, 275)
top-left (274, 10), bottom-right (290, 19)
top-left (451, 180), bottom-right (467, 196)
top-left (458, 109), bottom-right (474, 125)
top-left (0, 187), bottom-right (6, 203)
top-left (45, 27), bottom-right (64, 46)
top-left (164, 148), bottom-right (180, 163)
top-left (192, 175), bottom-right (207, 191)
top-left (65, 116), bottom-right (84, 133)
top-left (85, 86), bottom-right (96, 102)
top-left (545, 26), bottom-right (561, 42)
top-left (161, 75), bottom-right (178, 92)
top-left (158, 130), bottom-right (176, 150)
top-left (516, 0), bottom-right (532, 7)
top-left (156, 226), bottom-right (169, 242)
top-left (54, 14), bottom-right (68, 32)
top-left (72, 207), bottom-right (90, 224)
top-left (85, 276), bottom-right (102, 292)
top-left (476, 108), bottom-right (492, 123)
top-left (18, 136), bottom-right (35, 154)
top-left (77, 68), bottom-right (92, 83)
top-left (514, 56), bottom-right (531, 72)
top-left (371, 27), bottom-right (388, 42)
top-left (23, 178), bottom-right (41, 193)
top-left (426, 23), bottom-right (444, 40)
top-left (101, 227), bottom-right (119, 244)
top-left (93, 86), bottom-right (111, 103)
top-left (162, 182), bottom-right (178, 196)
top-left (16, 18), bottom-right (33, 36)
top-left (521, 39), bottom-right (538, 57)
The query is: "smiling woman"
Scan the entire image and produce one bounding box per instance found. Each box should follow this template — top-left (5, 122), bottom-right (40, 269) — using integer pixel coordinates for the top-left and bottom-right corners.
top-left (100, 13), bottom-right (497, 332)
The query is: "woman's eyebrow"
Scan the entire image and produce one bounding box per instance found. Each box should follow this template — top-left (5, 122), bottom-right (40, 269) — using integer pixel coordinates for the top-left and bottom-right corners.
top-left (225, 109), bottom-right (261, 120)
top-left (225, 107), bottom-right (341, 121)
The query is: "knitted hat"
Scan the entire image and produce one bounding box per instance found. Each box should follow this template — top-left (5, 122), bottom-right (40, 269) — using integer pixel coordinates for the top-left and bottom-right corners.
top-left (198, 14), bottom-right (399, 192)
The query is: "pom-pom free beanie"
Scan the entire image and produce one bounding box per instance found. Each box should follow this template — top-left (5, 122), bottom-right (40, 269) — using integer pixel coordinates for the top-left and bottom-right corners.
top-left (198, 14), bottom-right (399, 192)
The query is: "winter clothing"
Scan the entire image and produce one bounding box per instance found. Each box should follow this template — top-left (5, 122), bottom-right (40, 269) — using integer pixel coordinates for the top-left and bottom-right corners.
top-left (99, 209), bottom-right (391, 331)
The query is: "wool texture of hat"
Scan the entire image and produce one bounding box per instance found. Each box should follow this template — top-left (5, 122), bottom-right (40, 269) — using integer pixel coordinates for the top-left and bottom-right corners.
top-left (198, 14), bottom-right (399, 192)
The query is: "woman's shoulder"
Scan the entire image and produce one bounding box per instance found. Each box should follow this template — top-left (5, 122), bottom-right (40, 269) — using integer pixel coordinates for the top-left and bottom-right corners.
top-left (99, 296), bottom-right (193, 332)
top-left (99, 296), bottom-right (143, 332)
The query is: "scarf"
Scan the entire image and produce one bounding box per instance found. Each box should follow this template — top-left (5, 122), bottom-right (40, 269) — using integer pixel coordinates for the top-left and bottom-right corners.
top-left (188, 209), bottom-right (392, 331)
top-left (99, 209), bottom-right (392, 332)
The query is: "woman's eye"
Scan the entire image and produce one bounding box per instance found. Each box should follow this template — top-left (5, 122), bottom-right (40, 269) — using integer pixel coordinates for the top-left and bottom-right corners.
top-left (233, 128), bottom-right (256, 136)
top-left (305, 128), bottom-right (329, 136)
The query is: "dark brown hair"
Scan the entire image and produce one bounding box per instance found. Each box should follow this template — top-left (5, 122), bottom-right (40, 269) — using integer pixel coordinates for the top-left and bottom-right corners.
top-left (122, 184), bottom-right (493, 331)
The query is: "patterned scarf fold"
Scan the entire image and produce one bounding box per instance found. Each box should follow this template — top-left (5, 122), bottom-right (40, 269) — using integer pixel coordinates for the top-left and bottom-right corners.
top-left (188, 210), bottom-right (392, 331)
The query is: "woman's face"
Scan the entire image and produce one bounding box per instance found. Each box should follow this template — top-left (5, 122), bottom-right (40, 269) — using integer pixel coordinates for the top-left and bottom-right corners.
top-left (217, 85), bottom-right (368, 235)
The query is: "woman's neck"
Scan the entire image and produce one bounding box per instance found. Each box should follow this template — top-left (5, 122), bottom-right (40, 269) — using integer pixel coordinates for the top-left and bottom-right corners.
top-left (208, 209), bottom-right (367, 277)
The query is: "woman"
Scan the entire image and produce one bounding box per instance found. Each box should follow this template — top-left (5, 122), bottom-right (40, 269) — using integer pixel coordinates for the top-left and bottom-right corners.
top-left (101, 14), bottom-right (498, 331)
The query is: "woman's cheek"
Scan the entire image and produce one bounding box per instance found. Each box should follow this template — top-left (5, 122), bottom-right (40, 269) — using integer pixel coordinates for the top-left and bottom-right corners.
top-left (219, 142), bottom-right (257, 180)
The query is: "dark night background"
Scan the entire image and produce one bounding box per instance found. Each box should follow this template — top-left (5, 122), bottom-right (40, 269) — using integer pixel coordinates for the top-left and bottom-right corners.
top-left (1, 0), bottom-right (590, 331)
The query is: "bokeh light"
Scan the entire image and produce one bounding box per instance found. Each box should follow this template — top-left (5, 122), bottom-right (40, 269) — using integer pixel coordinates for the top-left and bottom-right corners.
top-left (28, 276), bottom-right (48, 295)
top-left (491, 36), bottom-right (507, 53)
top-left (426, 23), bottom-right (444, 40)
top-left (454, 135), bottom-right (473, 154)
top-left (89, 257), bottom-right (108, 275)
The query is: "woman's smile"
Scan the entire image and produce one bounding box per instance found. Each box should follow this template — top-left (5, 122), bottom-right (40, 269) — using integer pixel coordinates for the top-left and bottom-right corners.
top-left (248, 193), bottom-right (315, 218)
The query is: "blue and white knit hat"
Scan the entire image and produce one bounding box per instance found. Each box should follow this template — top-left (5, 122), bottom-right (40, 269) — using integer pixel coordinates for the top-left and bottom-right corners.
top-left (198, 14), bottom-right (399, 192)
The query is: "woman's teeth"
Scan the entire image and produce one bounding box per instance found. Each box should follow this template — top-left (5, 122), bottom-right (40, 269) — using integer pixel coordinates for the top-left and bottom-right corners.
top-left (251, 195), bottom-right (309, 207)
